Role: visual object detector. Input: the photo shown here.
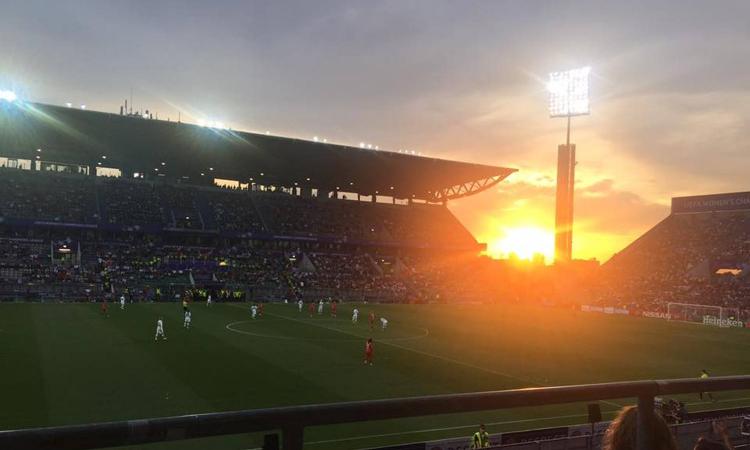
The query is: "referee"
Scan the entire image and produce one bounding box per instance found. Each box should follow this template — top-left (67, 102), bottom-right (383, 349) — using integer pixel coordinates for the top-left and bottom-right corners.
top-left (470, 424), bottom-right (490, 448)
top-left (699, 369), bottom-right (715, 402)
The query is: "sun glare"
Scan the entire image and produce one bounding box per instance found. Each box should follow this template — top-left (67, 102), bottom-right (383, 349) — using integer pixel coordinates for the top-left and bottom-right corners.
top-left (486, 227), bottom-right (555, 262)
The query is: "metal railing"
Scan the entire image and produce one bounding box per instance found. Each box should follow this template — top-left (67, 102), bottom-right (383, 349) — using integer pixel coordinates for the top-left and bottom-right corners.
top-left (1, 376), bottom-right (749, 450)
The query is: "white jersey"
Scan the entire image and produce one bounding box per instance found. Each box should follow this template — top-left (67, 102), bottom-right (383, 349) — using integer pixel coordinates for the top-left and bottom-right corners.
top-left (120, 296), bottom-right (125, 308)
top-left (380, 317), bottom-right (388, 329)
top-left (298, 300), bottom-right (303, 312)
top-left (184, 312), bottom-right (192, 327)
top-left (207, 295), bottom-right (212, 305)
top-left (352, 308), bottom-right (359, 322)
top-left (155, 319), bottom-right (166, 340)
top-left (318, 301), bottom-right (324, 314)
top-left (251, 305), bottom-right (258, 318)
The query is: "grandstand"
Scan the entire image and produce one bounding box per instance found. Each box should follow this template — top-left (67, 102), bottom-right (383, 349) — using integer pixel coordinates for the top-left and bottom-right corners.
top-left (594, 191), bottom-right (750, 322)
top-left (0, 101), bottom-right (516, 304)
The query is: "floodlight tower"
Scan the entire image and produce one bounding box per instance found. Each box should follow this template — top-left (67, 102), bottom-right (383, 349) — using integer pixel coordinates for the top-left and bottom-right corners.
top-left (547, 67), bottom-right (591, 263)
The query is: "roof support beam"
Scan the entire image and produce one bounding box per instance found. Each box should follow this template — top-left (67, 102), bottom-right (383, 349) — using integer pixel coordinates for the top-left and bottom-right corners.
top-left (430, 172), bottom-right (513, 202)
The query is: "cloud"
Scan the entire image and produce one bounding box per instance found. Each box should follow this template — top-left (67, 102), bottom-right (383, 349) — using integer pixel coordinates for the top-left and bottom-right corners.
top-left (576, 179), bottom-right (668, 235)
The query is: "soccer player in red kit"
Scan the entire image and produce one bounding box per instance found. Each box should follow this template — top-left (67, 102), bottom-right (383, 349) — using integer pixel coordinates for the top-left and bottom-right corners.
top-left (368, 312), bottom-right (375, 331)
top-left (101, 300), bottom-right (109, 318)
top-left (364, 338), bottom-right (374, 365)
top-left (308, 302), bottom-right (315, 318)
top-left (259, 302), bottom-right (264, 318)
top-left (331, 301), bottom-right (337, 318)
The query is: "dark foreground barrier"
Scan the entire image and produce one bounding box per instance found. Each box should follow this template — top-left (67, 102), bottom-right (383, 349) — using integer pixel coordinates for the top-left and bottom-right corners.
top-left (1, 376), bottom-right (749, 450)
top-left (404, 407), bottom-right (750, 450)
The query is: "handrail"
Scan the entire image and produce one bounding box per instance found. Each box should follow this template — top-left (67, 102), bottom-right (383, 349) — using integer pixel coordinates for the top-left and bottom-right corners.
top-left (1, 376), bottom-right (749, 450)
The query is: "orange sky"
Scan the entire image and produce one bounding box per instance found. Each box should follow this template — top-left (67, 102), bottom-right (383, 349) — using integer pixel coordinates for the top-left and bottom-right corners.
top-left (439, 93), bottom-right (675, 263)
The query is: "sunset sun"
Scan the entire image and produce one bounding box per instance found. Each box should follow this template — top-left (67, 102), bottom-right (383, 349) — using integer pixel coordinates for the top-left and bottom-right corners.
top-left (486, 227), bottom-right (555, 262)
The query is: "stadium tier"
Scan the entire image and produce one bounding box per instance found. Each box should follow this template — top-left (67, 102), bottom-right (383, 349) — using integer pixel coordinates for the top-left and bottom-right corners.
top-left (592, 191), bottom-right (750, 321)
top-left (0, 101), bottom-right (517, 304)
top-left (0, 168), bottom-right (478, 245)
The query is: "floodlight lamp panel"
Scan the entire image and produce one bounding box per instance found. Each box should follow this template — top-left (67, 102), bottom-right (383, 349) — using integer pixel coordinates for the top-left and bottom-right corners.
top-left (0, 90), bottom-right (17, 102)
top-left (547, 67), bottom-right (591, 117)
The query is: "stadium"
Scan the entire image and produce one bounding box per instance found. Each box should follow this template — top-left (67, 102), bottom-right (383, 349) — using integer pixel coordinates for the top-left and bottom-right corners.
top-left (3, 3), bottom-right (750, 450)
top-left (2, 98), bottom-right (750, 450)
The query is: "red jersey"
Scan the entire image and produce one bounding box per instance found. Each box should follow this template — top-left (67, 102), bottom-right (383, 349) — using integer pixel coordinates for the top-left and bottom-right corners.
top-left (331, 302), bottom-right (337, 312)
top-left (259, 304), bottom-right (264, 315)
top-left (309, 303), bottom-right (315, 313)
top-left (368, 312), bottom-right (375, 323)
top-left (363, 340), bottom-right (374, 365)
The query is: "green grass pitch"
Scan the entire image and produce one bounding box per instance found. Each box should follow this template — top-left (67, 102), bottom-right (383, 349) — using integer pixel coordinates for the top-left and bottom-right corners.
top-left (1, 302), bottom-right (749, 449)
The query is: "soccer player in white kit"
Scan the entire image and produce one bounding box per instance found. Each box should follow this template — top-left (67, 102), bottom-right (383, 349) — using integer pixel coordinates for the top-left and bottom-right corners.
top-left (120, 295), bottom-right (126, 310)
top-left (318, 300), bottom-right (324, 315)
top-left (380, 317), bottom-right (388, 330)
top-left (184, 311), bottom-right (192, 329)
top-left (206, 294), bottom-right (212, 307)
top-left (155, 318), bottom-right (167, 341)
top-left (352, 308), bottom-right (359, 323)
top-left (298, 299), bottom-right (303, 313)
top-left (251, 304), bottom-right (258, 319)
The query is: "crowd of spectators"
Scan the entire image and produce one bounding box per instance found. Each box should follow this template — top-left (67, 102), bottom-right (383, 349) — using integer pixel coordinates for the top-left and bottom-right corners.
top-left (0, 236), bottom-right (98, 301)
top-left (0, 170), bottom-right (633, 307)
top-left (203, 190), bottom-right (265, 234)
top-left (588, 211), bottom-right (750, 318)
top-left (0, 170), bottom-right (475, 247)
top-left (0, 224), bottom-right (495, 304)
top-left (99, 178), bottom-right (163, 226)
top-left (255, 194), bottom-right (369, 239)
top-left (0, 169), bottom-right (98, 224)
top-left (305, 253), bottom-right (375, 290)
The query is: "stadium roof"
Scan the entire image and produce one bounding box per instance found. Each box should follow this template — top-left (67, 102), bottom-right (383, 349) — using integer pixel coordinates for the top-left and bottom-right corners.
top-left (0, 102), bottom-right (516, 201)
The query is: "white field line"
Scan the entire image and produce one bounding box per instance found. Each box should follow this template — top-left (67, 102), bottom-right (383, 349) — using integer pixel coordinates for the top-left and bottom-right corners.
top-left (685, 396), bottom-right (750, 407)
top-left (225, 305), bottom-right (623, 408)
top-left (225, 319), bottom-right (429, 342)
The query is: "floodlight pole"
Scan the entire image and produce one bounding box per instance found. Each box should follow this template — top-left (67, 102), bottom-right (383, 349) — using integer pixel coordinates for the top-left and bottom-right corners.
top-left (552, 67), bottom-right (589, 265)
top-left (554, 116), bottom-right (576, 265)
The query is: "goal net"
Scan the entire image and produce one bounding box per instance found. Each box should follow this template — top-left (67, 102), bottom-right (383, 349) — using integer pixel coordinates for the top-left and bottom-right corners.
top-left (667, 302), bottom-right (740, 325)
